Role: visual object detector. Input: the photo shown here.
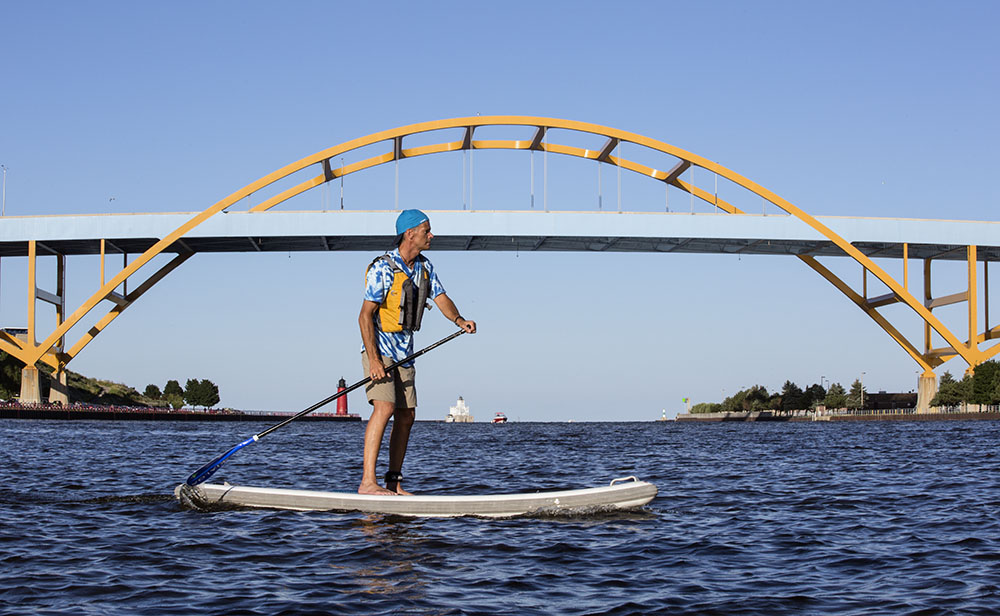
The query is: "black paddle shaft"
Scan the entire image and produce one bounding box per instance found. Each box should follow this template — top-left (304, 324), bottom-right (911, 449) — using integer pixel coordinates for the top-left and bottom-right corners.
top-left (255, 329), bottom-right (466, 440)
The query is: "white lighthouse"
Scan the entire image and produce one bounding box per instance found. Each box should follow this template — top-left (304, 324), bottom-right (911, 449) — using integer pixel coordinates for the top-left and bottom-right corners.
top-left (445, 396), bottom-right (474, 423)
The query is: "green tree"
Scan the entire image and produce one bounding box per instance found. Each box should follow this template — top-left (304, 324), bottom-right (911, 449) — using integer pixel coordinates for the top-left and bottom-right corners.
top-left (932, 371), bottom-right (972, 407)
top-left (690, 402), bottom-right (722, 414)
top-left (824, 383), bottom-right (848, 408)
top-left (184, 378), bottom-right (202, 407)
top-left (144, 384), bottom-right (162, 399)
top-left (767, 393), bottom-right (782, 410)
top-left (745, 385), bottom-right (770, 411)
top-left (164, 379), bottom-right (183, 398)
top-left (183, 378), bottom-right (221, 409)
top-left (847, 379), bottom-right (866, 409)
top-left (718, 385), bottom-right (771, 412)
top-left (720, 390), bottom-right (746, 413)
top-left (0, 351), bottom-right (24, 400)
top-left (200, 379), bottom-right (220, 408)
top-left (781, 380), bottom-right (806, 412)
top-left (971, 360), bottom-right (1000, 405)
top-left (956, 374), bottom-right (973, 403)
top-left (804, 383), bottom-right (826, 408)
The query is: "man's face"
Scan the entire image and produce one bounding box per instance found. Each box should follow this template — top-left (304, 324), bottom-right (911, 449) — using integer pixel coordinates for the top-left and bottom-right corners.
top-left (407, 221), bottom-right (433, 250)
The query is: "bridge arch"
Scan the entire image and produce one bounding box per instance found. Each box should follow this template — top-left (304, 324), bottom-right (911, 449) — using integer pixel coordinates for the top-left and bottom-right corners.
top-left (8, 116), bottom-right (997, 400)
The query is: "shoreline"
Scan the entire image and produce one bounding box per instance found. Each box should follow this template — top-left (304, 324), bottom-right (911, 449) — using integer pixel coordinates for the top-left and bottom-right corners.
top-left (675, 409), bottom-right (1000, 423)
top-left (0, 404), bottom-right (362, 422)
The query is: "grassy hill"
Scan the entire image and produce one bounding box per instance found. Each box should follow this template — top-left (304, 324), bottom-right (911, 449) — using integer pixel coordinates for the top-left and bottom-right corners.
top-left (0, 351), bottom-right (163, 407)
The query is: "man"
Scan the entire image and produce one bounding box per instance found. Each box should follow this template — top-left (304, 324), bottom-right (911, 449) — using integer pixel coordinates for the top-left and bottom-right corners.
top-left (358, 209), bottom-right (476, 495)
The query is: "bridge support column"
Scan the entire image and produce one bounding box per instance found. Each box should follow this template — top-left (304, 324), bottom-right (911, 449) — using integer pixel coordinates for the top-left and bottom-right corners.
top-left (49, 369), bottom-right (70, 405)
top-left (20, 365), bottom-right (41, 404)
top-left (916, 371), bottom-right (937, 414)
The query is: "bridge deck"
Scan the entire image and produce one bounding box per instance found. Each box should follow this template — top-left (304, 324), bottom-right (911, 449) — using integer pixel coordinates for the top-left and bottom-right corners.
top-left (0, 211), bottom-right (996, 261)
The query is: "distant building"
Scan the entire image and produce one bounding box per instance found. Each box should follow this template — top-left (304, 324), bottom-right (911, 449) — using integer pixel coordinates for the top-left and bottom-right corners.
top-left (866, 391), bottom-right (917, 410)
top-left (445, 396), bottom-right (474, 423)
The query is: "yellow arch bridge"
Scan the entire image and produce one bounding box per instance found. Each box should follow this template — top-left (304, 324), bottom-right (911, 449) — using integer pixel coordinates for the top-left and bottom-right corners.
top-left (1, 116), bottom-right (997, 408)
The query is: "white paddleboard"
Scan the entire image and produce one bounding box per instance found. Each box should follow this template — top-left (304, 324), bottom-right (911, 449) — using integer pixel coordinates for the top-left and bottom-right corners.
top-left (175, 476), bottom-right (657, 518)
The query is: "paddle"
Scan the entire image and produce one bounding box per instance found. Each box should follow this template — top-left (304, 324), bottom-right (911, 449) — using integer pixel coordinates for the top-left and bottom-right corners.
top-left (185, 329), bottom-right (467, 486)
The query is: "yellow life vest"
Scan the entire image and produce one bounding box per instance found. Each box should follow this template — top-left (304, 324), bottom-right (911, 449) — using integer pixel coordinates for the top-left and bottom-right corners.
top-left (367, 254), bottom-right (431, 333)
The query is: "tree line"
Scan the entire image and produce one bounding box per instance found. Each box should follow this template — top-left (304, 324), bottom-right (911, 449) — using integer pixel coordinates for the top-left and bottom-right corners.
top-left (144, 379), bottom-right (220, 409)
top-left (930, 360), bottom-right (1000, 407)
top-left (690, 379), bottom-right (867, 414)
top-left (0, 350), bottom-right (222, 408)
top-left (690, 359), bottom-right (1000, 414)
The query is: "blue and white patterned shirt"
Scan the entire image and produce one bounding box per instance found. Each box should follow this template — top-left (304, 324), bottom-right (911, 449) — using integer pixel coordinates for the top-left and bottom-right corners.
top-left (362, 249), bottom-right (446, 366)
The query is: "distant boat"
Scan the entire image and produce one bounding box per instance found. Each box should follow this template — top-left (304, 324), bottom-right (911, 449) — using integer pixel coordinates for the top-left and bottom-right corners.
top-left (445, 396), bottom-right (474, 423)
top-left (492, 412), bottom-right (507, 424)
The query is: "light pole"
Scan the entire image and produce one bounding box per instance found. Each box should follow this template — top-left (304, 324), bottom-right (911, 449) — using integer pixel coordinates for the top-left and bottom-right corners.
top-left (861, 372), bottom-right (866, 409)
top-left (1, 164), bottom-right (7, 216)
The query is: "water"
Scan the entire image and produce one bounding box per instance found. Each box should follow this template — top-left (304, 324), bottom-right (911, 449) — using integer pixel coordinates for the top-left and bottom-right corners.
top-left (2, 419), bottom-right (999, 615)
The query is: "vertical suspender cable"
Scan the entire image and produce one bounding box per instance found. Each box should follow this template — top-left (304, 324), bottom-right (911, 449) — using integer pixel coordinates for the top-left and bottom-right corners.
top-left (598, 159), bottom-right (603, 211)
top-left (530, 150), bottom-right (535, 209)
top-left (395, 159), bottom-right (399, 210)
top-left (714, 172), bottom-right (718, 211)
top-left (617, 142), bottom-right (622, 212)
top-left (543, 130), bottom-right (548, 212)
top-left (462, 150), bottom-right (467, 210)
top-left (340, 158), bottom-right (344, 210)
top-left (469, 141), bottom-right (474, 210)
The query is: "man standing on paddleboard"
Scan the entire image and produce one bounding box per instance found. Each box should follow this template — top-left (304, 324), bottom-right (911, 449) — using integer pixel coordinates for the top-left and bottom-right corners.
top-left (358, 209), bottom-right (476, 495)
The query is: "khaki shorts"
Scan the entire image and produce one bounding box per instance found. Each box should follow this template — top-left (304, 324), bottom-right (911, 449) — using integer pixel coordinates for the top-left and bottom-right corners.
top-left (362, 353), bottom-right (417, 409)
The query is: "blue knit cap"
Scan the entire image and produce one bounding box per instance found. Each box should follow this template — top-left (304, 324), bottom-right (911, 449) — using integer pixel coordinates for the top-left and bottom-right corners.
top-left (395, 209), bottom-right (429, 235)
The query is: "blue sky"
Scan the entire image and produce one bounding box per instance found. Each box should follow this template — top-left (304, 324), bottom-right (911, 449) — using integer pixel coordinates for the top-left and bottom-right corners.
top-left (1, 1), bottom-right (997, 420)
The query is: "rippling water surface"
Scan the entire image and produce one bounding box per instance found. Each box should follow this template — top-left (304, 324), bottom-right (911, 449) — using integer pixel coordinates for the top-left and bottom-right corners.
top-left (2, 418), bottom-right (999, 615)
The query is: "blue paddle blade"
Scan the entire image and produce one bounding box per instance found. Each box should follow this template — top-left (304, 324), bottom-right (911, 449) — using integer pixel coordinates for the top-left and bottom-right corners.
top-left (186, 435), bottom-right (257, 486)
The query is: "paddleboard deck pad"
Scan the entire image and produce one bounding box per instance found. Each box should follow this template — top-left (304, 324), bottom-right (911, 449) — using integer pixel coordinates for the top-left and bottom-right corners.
top-left (175, 476), bottom-right (657, 518)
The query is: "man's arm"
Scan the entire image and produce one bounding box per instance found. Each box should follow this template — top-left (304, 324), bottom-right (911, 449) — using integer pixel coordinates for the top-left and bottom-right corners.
top-left (359, 300), bottom-right (387, 380)
top-left (433, 293), bottom-right (476, 333)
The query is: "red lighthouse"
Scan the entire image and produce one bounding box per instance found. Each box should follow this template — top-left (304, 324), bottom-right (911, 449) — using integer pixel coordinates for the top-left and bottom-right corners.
top-left (336, 377), bottom-right (348, 416)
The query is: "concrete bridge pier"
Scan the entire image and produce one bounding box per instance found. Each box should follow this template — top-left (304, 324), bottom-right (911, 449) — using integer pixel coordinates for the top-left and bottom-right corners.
top-left (916, 371), bottom-right (938, 414)
top-left (20, 365), bottom-right (41, 404)
top-left (49, 369), bottom-right (70, 405)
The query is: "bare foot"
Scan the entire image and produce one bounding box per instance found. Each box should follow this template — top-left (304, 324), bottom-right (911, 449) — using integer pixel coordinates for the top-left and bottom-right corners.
top-left (385, 479), bottom-right (413, 496)
top-left (358, 482), bottom-right (396, 495)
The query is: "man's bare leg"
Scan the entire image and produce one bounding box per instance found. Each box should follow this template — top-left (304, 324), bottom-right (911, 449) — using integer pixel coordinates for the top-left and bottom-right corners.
top-left (359, 400), bottom-right (397, 495)
top-left (386, 407), bottom-right (415, 495)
